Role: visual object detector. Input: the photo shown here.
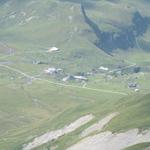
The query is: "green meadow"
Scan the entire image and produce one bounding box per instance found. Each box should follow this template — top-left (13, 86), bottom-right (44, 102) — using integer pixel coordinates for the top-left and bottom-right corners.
top-left (0, 0), bottom-right (150, 150)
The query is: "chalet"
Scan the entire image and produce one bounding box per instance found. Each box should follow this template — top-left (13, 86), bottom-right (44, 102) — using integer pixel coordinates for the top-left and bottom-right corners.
top-left (73, 76), bottom-right (88, 81)
top-left (99, 66), bottom-right (109, 71)
top-left (44, 68), bottom-right (62, 74)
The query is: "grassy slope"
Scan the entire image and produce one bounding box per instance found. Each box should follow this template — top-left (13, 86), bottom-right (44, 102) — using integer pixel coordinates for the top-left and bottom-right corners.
top-left (1, 0), bottom-right (150, 72)
top-left (0, 0), bottom-right (116, 74)
top-left (29, 93), bottom-right (150, 150)
top-left (0, 0), bottom-right (150, 150)
top-left (0, 74), bottom-right (124, 149)
top-left (0, 74), bottom-right (150, 150)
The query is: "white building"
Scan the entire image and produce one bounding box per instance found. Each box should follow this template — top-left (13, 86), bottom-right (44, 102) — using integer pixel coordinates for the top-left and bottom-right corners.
top-left (62, 76), bottom-right (71, 82)
top-left (44, 68), bottom-right (62, 74)
top-left (62, 75), bottom-right (88, 82)
top-left (44, 68), bottom-right (57, 74)
top-left (74, 76), bottom-right (88, 81)
top-left (99, 66), bottom-right (109, 71)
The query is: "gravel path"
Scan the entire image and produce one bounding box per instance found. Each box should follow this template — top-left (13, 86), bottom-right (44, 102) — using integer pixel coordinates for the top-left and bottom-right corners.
top-left (0, 64), bottom-right (127, 95)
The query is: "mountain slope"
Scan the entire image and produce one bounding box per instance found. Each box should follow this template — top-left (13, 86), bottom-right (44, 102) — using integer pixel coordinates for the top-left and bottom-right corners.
top-left (0, 1), bottom-right (150, 150)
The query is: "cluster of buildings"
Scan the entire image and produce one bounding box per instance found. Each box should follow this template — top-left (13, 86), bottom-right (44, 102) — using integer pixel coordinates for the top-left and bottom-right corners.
top-left (44, 66), bottom-right (109, 82)
top-left (43, 64), bottom-right (141, 92)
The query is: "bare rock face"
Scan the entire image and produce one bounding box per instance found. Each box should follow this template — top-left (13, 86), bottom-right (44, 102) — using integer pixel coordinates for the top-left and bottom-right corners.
top-left (23, 114), bottom-right (94, 150)
top-left (67, 129), bottom-right (150, 150)
top-left (81, 112), bottom-right (119, 137)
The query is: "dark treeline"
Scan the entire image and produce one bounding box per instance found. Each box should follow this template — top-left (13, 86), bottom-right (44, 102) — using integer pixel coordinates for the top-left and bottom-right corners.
top-left (81, 5), bottom-right (150, 54)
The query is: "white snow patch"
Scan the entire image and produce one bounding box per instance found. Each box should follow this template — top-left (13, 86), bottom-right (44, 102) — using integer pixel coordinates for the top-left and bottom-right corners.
top-left (47, 47), bottom-right (59, 52)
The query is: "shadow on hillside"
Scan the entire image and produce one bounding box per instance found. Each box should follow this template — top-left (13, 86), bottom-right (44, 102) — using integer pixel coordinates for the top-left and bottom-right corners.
top-left (81, 5), bottom-right (150, 54)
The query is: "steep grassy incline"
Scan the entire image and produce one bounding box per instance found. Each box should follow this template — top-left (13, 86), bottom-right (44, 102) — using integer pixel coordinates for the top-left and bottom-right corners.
top-left (0, 1), bottom-right (150, 150)
top-left (82, 5), bottom-right (150, 54)
top-left (24, 93), bottom-right (150, 150)
top-left (1, 0), bottom-right (150, 73)
top-left (0, 0), bottom-right (115, 73)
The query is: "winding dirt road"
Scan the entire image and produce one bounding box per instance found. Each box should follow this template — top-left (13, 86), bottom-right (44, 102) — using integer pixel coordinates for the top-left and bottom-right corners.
top-left (0, 64), bottom-right (127, 95)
